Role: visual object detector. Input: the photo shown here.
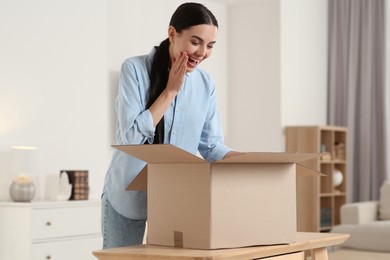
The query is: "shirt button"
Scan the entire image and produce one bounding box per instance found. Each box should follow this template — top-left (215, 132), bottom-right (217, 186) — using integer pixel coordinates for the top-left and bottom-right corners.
top-left (172, 130), bottom-right (177, 135)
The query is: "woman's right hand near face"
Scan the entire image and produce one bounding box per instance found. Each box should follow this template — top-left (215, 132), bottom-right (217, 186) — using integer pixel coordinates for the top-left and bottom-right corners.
top-left (148, 52), bottom-right (188, 127)
top-left (166, 52), bottom-right (188, 95)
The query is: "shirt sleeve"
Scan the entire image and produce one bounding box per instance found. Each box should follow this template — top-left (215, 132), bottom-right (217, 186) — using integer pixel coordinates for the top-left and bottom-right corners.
top-left (198, 80), bottom-right (231, 162)
top-left (115, 60), bottom-right (155, 145)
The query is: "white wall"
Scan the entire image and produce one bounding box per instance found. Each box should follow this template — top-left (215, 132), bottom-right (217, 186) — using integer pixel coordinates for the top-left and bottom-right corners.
top-left (226, 0), bottom-right (282, 152)
top-left (0, 0), bottom-right (108, 200)
top-left (280, 0), bottom-right (328, 128)
top-left (225, 0), bottom-right (328, 152)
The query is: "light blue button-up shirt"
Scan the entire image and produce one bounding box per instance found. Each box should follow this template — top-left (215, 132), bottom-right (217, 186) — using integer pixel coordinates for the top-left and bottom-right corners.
top-left (103, 49), bottom-right (231, 219)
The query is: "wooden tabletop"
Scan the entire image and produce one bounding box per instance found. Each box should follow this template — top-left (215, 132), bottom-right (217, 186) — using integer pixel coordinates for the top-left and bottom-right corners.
top-left (92, 232), bottom-right (349, 260)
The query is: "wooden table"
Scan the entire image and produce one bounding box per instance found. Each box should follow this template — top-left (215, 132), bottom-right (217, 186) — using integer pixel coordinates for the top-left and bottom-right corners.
top-left (92, 232), bottom-right (349, 260)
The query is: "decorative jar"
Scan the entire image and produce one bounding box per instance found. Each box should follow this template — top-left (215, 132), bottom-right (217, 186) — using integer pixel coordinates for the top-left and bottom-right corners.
top-left (9, 174), bottom-right (36, 202)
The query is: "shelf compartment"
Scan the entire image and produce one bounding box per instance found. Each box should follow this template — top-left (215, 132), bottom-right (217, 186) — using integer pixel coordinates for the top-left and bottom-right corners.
top-left (320, 164), bottom-right (333, 193)
top-left (333, 163), bottom-right (347, 193)
top-left (320, 130), bottom-right (333, 160)
top-left (334, 196), bottom-right (347, 225)
top-left (334, 131), bottom-right (347, 161)
top-left (320, 197), bottom-right (332, 228)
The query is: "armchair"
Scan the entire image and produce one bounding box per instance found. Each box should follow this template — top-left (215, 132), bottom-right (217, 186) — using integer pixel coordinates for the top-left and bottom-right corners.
top-left (331, 184), bottom-right (390, 252)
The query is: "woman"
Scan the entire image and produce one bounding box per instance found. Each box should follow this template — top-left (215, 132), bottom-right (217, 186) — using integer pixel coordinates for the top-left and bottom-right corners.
top-left (102, 2), bottom-right (239, 249)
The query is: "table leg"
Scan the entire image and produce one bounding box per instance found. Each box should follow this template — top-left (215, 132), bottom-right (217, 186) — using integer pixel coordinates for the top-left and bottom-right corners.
top-left (312, 248), bottom-right (328, 260)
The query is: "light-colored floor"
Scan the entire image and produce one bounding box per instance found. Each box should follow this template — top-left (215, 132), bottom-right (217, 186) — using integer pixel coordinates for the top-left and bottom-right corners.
top-left (328, 248), bottom-right (390, 260)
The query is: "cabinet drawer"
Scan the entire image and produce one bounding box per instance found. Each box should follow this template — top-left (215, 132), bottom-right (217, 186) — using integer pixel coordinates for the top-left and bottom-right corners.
top-left (32, 205), bottom-right (100, 240)
top-left (33, 235), bottom-right (102, 260)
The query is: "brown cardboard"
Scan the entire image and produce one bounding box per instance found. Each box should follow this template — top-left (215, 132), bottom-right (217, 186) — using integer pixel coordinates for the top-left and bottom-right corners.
top-left (127, 165), bottom-right (148, 191)
top-left (114, 144), bottom-right (322, 249)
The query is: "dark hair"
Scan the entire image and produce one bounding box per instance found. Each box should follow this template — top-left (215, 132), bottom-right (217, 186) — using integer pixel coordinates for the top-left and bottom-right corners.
top-left (146, 3), bottom-right (218, 144)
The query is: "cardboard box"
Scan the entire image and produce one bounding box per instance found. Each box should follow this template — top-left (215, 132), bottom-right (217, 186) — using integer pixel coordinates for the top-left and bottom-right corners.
top-left (114, 144), bottom-right (322, 250)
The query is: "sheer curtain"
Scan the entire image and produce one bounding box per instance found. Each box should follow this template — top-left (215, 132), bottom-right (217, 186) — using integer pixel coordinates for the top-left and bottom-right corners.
top-left (328, 0), bottom-right (387, 202)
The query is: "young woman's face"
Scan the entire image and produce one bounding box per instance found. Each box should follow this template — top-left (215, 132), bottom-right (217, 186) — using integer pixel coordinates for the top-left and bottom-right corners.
top-left (169, 24), bottom-right (218, 72)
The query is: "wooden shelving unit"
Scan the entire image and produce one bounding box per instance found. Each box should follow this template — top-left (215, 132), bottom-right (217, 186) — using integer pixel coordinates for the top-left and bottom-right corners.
top-left (285, 125), bottom-right (348, 232)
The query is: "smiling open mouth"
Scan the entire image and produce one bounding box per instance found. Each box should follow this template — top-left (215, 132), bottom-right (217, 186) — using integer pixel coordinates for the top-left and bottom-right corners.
top-left (188, 57), bottom-right (200, 66)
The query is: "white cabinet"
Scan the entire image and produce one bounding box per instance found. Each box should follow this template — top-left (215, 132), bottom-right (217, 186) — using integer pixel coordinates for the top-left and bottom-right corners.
top-left (0, 200), bottom-right (102, 260)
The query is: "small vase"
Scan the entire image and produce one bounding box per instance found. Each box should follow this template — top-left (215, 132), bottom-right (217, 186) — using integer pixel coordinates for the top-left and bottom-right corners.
top-left (332, 169), bottom-right (343, 188)
top-left (9, 174), bottom-right (36, 202)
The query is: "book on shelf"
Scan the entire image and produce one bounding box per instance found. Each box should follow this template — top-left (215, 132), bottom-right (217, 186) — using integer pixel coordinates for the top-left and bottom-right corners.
top-left (60, 170), bottom-right (89, 200)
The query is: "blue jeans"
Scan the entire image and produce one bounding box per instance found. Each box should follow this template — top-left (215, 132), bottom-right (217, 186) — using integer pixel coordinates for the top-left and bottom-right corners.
top-left (101, 193), bottom-right (146, 248)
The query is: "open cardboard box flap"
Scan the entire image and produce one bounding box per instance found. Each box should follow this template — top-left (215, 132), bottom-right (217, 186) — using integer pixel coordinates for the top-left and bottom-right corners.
top-left (112, 144), bottom-right (324, 192)
top-left (113, 144), bottom-right (204, 163)
top-left (113, 144), bottom-right (322, 163)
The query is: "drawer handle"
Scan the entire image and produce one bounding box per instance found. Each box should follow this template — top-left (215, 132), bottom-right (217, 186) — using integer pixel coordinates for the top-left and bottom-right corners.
top-left (46, 221), bottom-right (52, 226)
top-left (46, 255), bottom-right (52, 260)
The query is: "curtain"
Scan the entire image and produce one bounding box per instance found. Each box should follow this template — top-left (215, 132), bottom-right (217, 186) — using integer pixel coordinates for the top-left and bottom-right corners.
top-left (328, 0), bottom-right (387, 202)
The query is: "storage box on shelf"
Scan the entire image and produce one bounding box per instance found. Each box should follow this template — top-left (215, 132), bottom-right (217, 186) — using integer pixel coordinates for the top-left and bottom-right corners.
top-left (285, 125), bottom-right (348, 232)
top-left (0, 200), bottom-right (101, 260)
